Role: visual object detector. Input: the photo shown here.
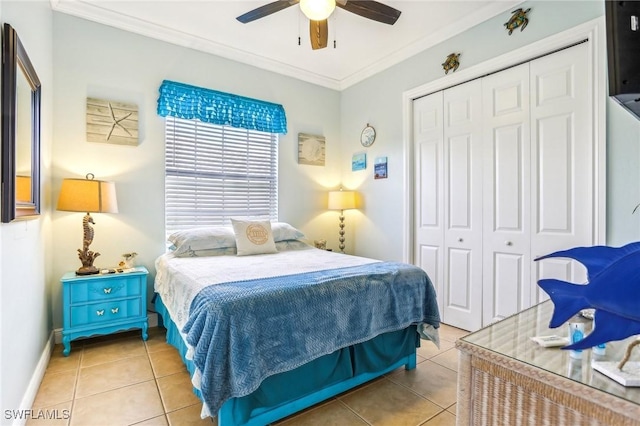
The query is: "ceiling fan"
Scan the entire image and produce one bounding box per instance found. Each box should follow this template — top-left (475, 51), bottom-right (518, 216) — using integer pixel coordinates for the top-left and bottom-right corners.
top-left (236, 0), bottom-right (402, 50)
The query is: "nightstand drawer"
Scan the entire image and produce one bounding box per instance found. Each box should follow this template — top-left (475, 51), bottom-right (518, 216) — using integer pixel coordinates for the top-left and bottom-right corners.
top-left (70, 276), bottom-right (143, 303)
top-left (69, 298), bottom-right (142, 327)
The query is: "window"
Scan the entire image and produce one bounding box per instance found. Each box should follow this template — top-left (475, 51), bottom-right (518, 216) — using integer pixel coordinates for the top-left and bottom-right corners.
top-left (164, 116), bottom-right (278, 232)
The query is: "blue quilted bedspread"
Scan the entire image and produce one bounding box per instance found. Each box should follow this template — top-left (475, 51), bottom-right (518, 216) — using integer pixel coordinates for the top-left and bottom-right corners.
top-left (182, 261), bottom-right (440, 414)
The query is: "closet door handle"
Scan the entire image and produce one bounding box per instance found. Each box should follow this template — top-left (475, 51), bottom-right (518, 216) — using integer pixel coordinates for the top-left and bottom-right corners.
top-left (505, 241), bottom-right (513, 246)
top-left (458, 238), bottom-right (464, 243)
top-left (96, 310), bottom-right (105, 316)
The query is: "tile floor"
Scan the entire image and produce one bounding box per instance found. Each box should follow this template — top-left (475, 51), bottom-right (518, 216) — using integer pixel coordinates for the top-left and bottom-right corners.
top-left (28, 324), bottom-right (468, 426)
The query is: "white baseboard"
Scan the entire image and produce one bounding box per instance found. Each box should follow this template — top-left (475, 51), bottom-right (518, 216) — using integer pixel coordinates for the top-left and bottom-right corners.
top-left (13, 331), bottom-right (55, 426)
top-left (53, 312), bottom-right (159, 344)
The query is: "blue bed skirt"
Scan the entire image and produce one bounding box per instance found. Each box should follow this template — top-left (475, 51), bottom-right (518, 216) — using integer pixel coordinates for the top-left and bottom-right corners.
top-left (154, 294), bottom-right (420, 425)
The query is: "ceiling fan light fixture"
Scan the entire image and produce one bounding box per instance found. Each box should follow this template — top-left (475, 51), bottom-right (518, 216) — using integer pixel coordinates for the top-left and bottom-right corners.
top-left (300, 0), bottom-right (336, 21)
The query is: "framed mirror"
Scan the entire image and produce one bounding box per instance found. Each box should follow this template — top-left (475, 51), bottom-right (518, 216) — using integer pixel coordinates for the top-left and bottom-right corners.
top-left (1, 23), bottom-right (41, 223)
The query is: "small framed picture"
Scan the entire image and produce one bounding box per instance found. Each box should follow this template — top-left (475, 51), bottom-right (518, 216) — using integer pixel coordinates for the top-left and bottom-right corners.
top-left (374, 156), bottom-right (388, 179)
top-left (352, 153), bottom-right (367, 171)
top-left (298, 133), bottom-right (325, 166)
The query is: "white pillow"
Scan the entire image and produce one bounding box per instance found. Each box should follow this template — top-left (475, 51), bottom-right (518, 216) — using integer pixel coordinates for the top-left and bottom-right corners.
top-left (272, 222), bottom-right (305, 241)
top-left (231, 219), bottom-right (278, 256)
top-left (168, 226), bottom-right (236, 256)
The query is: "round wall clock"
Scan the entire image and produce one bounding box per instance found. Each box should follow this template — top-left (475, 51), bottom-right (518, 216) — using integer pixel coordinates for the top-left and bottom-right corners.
top-left (360, 124), bottom-right (376, 147)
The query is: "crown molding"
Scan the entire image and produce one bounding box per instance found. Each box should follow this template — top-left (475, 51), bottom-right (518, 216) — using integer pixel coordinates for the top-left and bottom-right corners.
top-left (338, 0), bottom-right (524, 90)
top-left (50, 0), bottom-right (343, 90)
top-left (51, 0), bottom-right (525, 91)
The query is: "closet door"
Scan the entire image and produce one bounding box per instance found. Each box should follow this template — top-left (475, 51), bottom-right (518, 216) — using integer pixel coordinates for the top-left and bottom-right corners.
top-left (481, 63), bottom-right (531, 325)
top-left (442, 80), bottom-right (483, 331)
top-left (530, 43), bottom-right (591, 303)
top-left (413, 92), bottom-right (445, 317)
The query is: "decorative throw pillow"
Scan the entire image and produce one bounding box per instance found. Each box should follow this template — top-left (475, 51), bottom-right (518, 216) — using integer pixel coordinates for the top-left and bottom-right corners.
top-left (231, 219), bottom-right (278, 256)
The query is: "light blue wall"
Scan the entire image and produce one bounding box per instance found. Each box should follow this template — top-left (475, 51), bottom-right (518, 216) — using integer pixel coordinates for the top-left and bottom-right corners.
top-left (5, 0), bottom-right (640, 413)
top-left (340, 0), bottom-right (638, 261)
top-left (606, 98), bottom-right (640, 245)
top-left (0, 0), bottom-right (53, 415)
top-left (50, 13), bottom-right (344, 329)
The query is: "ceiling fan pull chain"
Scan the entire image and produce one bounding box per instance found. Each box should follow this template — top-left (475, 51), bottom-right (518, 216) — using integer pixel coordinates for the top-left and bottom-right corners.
top-left (298, 8), bottom-right (302, 46)
top-left (333, 13), bottom-right (337, 49)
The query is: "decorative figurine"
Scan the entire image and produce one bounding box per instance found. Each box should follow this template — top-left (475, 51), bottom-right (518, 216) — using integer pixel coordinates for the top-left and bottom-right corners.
top-left (77, 215), bottom-right (100, 275)
top-left (442, 53), bottom-right (461, 74)
top-left (535, 242), bottom-right (640, 365)
top-left (314, 240), bottom-right (327, 250)
top-left (504, 8), bottom-right (531, 35)
top-left (119, 252), bottom-right (138, 269)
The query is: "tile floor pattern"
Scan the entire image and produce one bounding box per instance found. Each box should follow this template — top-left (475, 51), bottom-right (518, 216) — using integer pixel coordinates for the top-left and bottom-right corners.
top-left (28, 324), bottom-right (468, 426)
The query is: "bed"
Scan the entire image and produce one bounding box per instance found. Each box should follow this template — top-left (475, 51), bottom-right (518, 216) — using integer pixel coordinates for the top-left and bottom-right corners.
top-left (153, 221), bottom-right (440, 425)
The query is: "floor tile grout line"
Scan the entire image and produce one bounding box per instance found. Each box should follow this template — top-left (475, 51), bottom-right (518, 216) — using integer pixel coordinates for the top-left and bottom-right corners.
top-left (336, 398), bottom-right (373, 425)
top-left (383, 374), bottom-right (456, 411)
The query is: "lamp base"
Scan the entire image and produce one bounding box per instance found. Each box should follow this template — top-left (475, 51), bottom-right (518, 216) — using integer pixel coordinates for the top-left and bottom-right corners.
top-left (76, 265), bottom-right (100, 275)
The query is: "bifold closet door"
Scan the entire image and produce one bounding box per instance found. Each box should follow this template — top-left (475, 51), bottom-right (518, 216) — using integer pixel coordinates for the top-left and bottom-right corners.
top-left (413, 92), bottom-right (445, 319)
top-left (481, 63), bottom-right (532, 325)
top-left (529, 43), bottom-right (591, 302)
top-left (413, 42), bottom-right (593, 330)
top-left (413, 80), bottom-right (484, 331)
top-left (441, 80), bottom-right (484, 331)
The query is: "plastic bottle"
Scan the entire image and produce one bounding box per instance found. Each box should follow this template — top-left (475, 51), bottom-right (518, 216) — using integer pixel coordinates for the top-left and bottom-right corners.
top-left (568, 322), bottom-right (585, 359)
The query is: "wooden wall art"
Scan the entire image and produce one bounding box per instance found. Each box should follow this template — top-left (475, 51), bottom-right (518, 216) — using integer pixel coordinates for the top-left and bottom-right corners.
top-left (86, 98), bottom-right (139, 146)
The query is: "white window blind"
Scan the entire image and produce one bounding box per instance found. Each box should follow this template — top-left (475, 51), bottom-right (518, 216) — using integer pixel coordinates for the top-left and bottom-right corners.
top-left (165, 116), bottom-right (278, 232)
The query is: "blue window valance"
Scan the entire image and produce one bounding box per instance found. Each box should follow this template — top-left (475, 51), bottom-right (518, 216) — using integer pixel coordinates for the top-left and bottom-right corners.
top-left (157, 80), bottom-right (287, 134)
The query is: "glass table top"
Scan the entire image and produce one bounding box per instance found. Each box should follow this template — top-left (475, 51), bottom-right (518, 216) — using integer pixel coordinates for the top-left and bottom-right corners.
top-left (460, 300), bottom-right (640, 405)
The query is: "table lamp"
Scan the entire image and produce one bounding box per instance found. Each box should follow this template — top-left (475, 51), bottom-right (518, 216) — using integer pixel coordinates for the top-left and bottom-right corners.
top-left (57, 173), bottom-right (118, 275)
top-left (328, 188), bottom-right (356, 253)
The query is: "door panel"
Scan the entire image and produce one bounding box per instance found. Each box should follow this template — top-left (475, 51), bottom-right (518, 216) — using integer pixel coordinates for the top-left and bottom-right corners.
top-left (530, 43), bottom-right (591, 302)
top-left (482, 63), bottom-right (531, 325)
top-left (536, 113), bottom-right (572, 233)
top-left (443, 80), bottom-right (483, 331)
top-left (448, 134), bottom-right (472, 229)
top-left (492, 252), bottom-right (524, 319)
top-left (413, 92), bottom-right (445, 316)
top-left (447, 248), bottom-right (472, 309)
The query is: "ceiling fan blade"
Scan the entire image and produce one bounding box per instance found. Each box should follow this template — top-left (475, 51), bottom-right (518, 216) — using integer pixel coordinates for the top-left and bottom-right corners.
top-left (309, 20), bottom-right (328, 50)
top-left (336, 0), bottom-right (401, 25)
top-left (236, 0), bottom-right (299, 24)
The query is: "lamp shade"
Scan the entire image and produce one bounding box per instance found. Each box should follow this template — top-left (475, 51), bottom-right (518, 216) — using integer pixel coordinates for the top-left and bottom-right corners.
top-left (328, 190), bottom-right (356, 210)
top-left (16, 175), bottom-right (31, 203)
top-left (300, 0), bottom-right (336, 21)
top-left (57, 175), bottom-right (118, 214)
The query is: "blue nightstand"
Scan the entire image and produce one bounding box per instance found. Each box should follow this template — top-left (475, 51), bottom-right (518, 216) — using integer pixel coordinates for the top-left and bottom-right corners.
top-left (61, 266), bottom-right (149, 356)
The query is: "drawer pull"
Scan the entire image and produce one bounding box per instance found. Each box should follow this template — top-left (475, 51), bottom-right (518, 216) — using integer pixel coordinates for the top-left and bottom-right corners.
top-left (90, 284), bottom-right (124, 296)
top-left (111, 307), bottom-right (119, 314)
top-left (96, 310), bottom-right (105, 316)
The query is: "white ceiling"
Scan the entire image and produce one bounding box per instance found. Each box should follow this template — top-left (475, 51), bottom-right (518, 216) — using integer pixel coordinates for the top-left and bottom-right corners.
top-left (50, 0), bottom-right (524, 90)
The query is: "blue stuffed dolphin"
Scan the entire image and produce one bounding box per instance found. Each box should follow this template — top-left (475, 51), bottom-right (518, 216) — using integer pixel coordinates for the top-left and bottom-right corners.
top-left (535, 242), bottom-right (640, 350)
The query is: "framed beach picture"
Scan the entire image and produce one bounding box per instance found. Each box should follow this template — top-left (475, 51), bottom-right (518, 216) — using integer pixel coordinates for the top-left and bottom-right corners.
top-left (374, 156), bottom-right (388, 179)
top-left (86, 98), bottom-right (139, 146)
top-left (352, 153), bottom-right (367, 171)
top-left (298, 133), bottom-right (325, 166)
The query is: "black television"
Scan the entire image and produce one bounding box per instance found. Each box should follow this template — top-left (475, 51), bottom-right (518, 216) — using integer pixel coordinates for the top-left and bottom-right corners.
top-left (605, 1), bottom-right (640, 119)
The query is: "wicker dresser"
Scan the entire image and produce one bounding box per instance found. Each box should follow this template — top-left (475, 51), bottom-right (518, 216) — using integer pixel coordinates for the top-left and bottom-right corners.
top-left (456, 301), bottom-right (640, 425)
